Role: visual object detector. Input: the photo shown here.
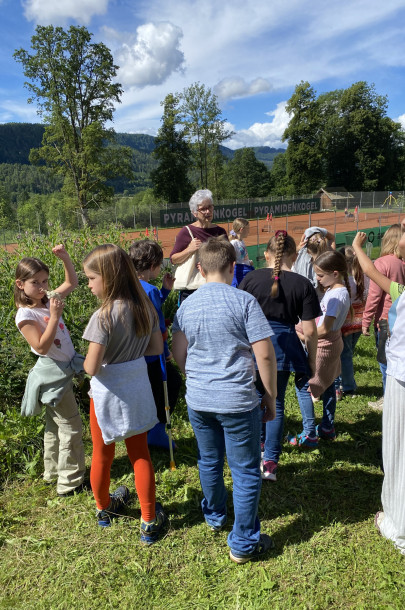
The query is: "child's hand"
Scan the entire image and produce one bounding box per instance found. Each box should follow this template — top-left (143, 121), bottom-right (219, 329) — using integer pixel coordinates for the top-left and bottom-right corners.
top-left (261, 393), bottom-right (276, 422)
top-left (52, 244), bottom-right (69, 261)
top-left (352, 232), bottom-right (367, 249)
top-left (49, 297), bottom-right (65, 319)
top-left (162, 272), bottom-right (175, 290)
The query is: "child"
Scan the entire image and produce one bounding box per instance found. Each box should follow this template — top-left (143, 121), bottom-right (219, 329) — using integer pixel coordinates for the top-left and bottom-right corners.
top-left (293, 227), bottom-right (335, 300)
top-left (82, 244), bottom-right (166, 542)
top-left (171, 239), bottom-right (277, 564)
top-left (239, 230), bottom-right (320, 479)
top-left (14, 245), bottom-right (85, 497)
top-left (353, 231), bottom-right (405, 555)
top-left (229, 218), bottom-right (254, 287)
top-left (128, 239), bottom-right (182, 450)
top-left (302, 251), bottom-right (351, 440)
top-left (362, 224), bottom-right (405, 409)
top-left (335, 246), bottom-right (369, 398)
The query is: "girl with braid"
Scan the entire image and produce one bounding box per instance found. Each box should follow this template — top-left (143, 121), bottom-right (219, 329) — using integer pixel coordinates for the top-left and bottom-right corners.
top-left (239, 231), bottom-right (320, 481)
top-left (301, 250), bottom-right (351, 441)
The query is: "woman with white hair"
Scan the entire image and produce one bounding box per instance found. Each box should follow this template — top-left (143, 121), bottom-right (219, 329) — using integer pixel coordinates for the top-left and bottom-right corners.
top-left (170, 189), bottom-right (227, 304)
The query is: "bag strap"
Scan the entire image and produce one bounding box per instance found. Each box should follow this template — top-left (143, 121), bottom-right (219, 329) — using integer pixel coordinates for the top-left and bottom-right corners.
top-left (186, 225), bottom-right (194, 240)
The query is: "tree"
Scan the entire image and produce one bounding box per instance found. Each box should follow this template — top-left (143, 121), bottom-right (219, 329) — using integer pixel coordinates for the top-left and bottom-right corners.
top-left (319, 82), bottom-right (405, 190)
top-left (282, 80), bottom-right (405, 194)
top-left (150, 94), bottom-right (193, 203)
top-left (224, 148), bottom-right (272, 198)
top-left (270, 153), bottom-right (291, 196)
top-left (282, 81), bottom-right (324, 194)
top-left (179, 82), bottom-right (233, 189)
top-left (14, 25), bottom-right (133, 225)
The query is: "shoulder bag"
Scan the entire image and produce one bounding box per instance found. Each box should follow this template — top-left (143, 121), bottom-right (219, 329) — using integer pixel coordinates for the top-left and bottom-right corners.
top-left (173, 226), bottom-right (206, 291)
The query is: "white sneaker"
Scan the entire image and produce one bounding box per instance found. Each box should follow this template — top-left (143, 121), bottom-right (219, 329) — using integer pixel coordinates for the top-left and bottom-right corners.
top-left (368, 397), bottom-right (384, 411)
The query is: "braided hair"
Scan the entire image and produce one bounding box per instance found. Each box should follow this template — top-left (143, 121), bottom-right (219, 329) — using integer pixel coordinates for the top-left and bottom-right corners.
top-left (266, 230), bottom-right (296, 297)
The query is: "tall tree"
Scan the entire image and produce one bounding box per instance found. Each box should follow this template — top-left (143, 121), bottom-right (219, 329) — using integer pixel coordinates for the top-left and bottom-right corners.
top-left (224, 148), bottom-right (272, 198)
top-left (179, 82), bottom-right (233, 189)
top-left (319, 82), bottom-right (405, 190)
top-left (282, 81), bottom-right (324, 194)
top-left (150, 93), bottom-right (192, 203)
top-left (14, 25), bottom-right (133, 225)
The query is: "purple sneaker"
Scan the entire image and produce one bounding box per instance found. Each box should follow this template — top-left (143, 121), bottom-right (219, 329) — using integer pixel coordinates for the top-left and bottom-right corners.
top-left (316, 425), bottom-right (336, 441)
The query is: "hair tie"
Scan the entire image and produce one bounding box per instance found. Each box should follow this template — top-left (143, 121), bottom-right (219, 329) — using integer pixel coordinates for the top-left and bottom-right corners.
top-left (230, 230), bottom-right (236, 236)
top-left (275, 230), bottom-right (287, 238)
top-left (274, 275), bottom-right (280, 280)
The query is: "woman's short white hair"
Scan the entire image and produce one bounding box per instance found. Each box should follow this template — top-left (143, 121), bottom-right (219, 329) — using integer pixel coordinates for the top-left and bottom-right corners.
top-left (189, 189), bottom-right (214, 214)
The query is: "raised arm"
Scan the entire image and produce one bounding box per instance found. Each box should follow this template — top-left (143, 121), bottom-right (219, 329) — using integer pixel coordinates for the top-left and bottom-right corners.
top-left (352, 233), bottom-right (391, 295)
top-left (52, 245), bottom-right (78, 299)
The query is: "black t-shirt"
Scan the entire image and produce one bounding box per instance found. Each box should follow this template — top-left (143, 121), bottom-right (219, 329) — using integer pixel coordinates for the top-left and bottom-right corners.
top-left (239, 268), bottom-right (321, 325)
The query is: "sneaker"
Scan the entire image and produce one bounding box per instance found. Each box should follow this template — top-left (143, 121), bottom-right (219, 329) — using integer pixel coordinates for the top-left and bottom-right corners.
top-left (261, 459), bottom-right (278, 481)
top-left (368, 397), bottom-right (384, 411)
top-left (140, 502), bottom-right (167, 544)
top-left (287, 431), bottom-right (318, 448)
top-left (97, 485), bottom-right (130, 527)
top-left (316, 425), bottom-right (336, 441)
top-left (374, 510), bottom-right (384, 535)
top-left (342, 390), bottom-right (357, 398)
top-left (260, 442), bottom-right (265, 459)
top-left (229, 533), bottom-right (274, 564)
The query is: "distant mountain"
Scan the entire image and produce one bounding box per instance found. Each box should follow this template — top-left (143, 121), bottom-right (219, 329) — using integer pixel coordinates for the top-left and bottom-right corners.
top-left (0, 123), bottom-right (286, 199)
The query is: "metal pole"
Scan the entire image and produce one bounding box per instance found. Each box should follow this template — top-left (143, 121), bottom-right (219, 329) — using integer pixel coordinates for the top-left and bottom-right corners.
top-left (256, 216), bottom-right (259, 264)
top-left (309, 210), bottom-right (312, 228)
top-left (334, 209), bottom-right (337, 235)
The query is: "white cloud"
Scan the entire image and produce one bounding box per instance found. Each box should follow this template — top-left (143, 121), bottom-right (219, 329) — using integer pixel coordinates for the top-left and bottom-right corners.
top-left (214, 77), bottom-right (272, 101)
top-left (23, 0), bottom-right (109, 24)
top-left (226, 101), bottom-right (289, 149)
top-left (116, 22), bottom-right (185, 88)
top-left (397, 114), bottom-right (405, 129)
top-left (0, 100), bottom-right (38, 123)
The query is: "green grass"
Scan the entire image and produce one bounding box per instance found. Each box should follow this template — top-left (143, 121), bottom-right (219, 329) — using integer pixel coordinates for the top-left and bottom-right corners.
top-left (1, 334), bottom-right (404, 609)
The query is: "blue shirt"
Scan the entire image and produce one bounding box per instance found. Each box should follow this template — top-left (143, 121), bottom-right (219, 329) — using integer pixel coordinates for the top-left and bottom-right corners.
top-left (139, 280), bottom-right (171, 361)
top-left (172, 282), bottom-right (273, 413)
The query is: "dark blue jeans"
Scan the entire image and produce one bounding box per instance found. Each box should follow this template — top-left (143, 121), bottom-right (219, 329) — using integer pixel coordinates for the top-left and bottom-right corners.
top-left (262, 370), bottom-right (315, 463)
top-left (187, 406), bottom-right (261, 556)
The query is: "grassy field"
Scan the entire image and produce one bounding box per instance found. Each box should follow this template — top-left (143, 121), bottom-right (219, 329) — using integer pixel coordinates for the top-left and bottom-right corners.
top-left (1, 333), bottom-right (404, 610)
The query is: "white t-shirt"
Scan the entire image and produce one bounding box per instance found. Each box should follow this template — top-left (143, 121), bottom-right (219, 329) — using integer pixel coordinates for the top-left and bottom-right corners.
top-left (15, 304), bottom-right (75, 362)
top-left (318, 286), bottom-right (350, 331)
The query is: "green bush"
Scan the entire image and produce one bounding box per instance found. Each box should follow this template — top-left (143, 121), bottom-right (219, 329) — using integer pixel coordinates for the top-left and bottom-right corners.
top-left (0, 223), bottom-right (171, 482)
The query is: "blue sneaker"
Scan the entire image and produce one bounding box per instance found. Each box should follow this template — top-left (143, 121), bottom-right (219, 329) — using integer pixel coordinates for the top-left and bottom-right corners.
top-left (229, 534), bottom-right (275, 564)
top-left (287, 431), bottom-right (318, 448)
top-left (316, 425), bottom-right (336, 441)
top-left (140, 502), bottom-right (167, 544)
top-left (97, 485), bottom-right (130, 528)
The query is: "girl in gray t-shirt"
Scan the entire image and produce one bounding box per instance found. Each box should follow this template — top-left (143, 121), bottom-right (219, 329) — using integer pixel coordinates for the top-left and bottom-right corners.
top-left (82, 243), bottom-right (166, 544)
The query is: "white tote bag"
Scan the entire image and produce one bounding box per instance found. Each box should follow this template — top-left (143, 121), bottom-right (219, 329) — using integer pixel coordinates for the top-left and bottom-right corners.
top-left (173, 226), bottom-right (206, 291)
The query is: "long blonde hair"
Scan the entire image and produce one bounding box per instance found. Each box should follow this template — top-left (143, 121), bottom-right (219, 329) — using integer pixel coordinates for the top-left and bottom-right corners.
top-left (83, 244), bottom-right (157, 336)
top-left (380, 224), bottom-right (402, 258)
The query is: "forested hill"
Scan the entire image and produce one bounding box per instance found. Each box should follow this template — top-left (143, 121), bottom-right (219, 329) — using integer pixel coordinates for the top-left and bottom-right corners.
top-left (0, 122), bottom-right (284, 167)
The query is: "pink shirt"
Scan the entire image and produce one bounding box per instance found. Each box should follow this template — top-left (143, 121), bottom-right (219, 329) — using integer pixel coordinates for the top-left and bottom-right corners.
top-left (362, 255), bottom-right (405, 330)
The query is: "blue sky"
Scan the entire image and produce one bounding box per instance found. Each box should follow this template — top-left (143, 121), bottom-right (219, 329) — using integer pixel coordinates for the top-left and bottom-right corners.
top-left (1, 0), bottom-right (405, 149)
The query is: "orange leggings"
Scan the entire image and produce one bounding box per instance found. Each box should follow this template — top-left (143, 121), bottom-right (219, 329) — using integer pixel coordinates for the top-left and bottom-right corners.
top-left (90, 399), bottom-right (156, 521)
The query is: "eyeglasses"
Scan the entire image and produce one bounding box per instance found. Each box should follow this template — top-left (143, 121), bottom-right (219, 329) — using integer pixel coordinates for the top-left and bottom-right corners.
top-left (197, 205), bottom-right (213, 214)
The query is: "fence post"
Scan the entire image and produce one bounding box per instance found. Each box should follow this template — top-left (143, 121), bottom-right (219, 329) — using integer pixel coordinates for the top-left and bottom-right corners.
top-left (334, 209), bottom-right (336, 235)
